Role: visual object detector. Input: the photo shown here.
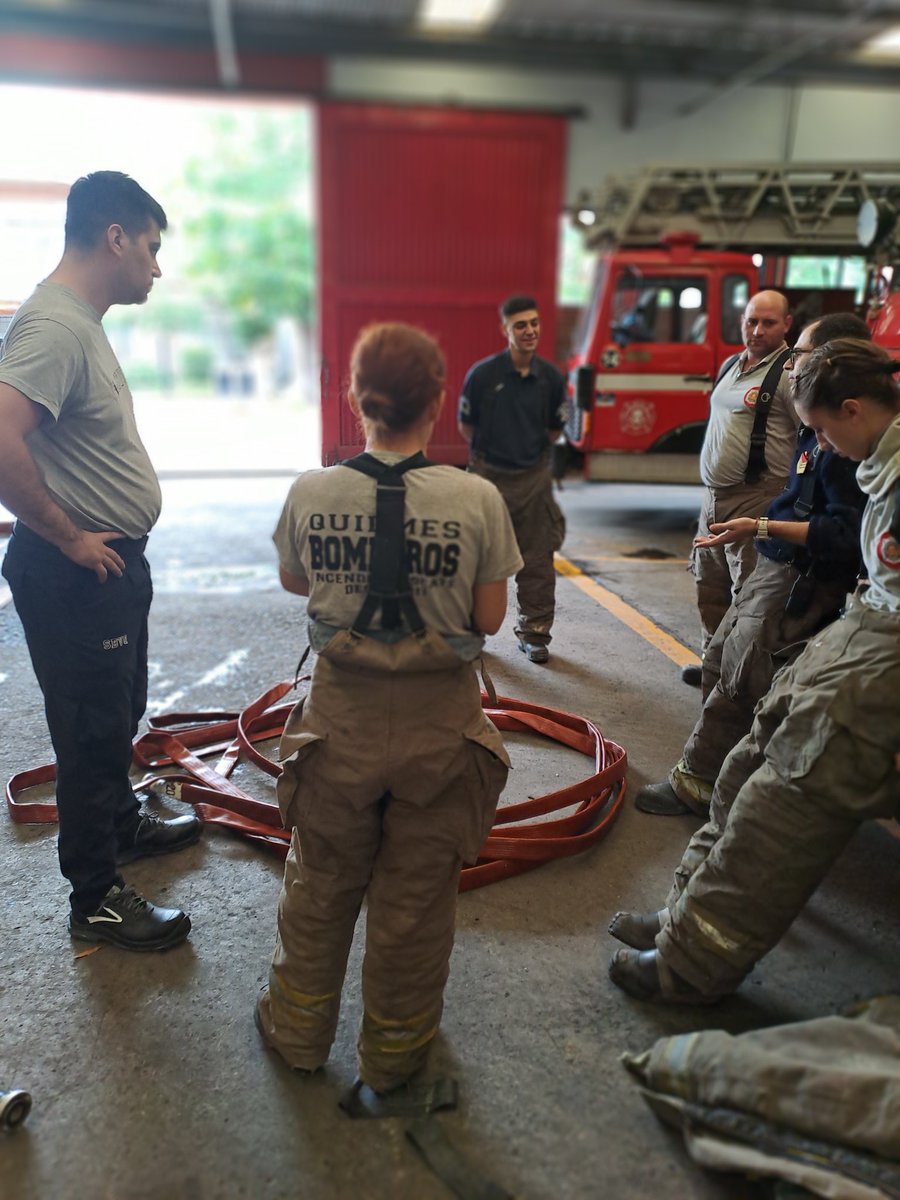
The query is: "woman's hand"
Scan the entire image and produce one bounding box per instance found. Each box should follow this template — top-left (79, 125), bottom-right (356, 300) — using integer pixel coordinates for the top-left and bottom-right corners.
top-left (693, 517), bottom-right (758, 549)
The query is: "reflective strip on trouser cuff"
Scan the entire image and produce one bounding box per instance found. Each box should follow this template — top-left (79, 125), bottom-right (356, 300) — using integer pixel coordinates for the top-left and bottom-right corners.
top-left (359, 1006), bottom-right (441, 1087)
top-left (270, 974), bottom-right (338, 1027)
top-left (670, 761), bottom-right (714, 810)
top-left (678, 896), bottom-right (753, 962)
top-left (361, 1006), bottom-right (440, 1058)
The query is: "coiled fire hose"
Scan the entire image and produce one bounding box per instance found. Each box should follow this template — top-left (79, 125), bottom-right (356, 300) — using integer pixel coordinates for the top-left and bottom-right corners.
top-left (7, 680), bottom-right (627, 890)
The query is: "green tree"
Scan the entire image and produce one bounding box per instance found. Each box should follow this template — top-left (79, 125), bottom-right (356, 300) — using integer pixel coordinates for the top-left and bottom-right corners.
top-left (180, 110), bottom-right (314, 348)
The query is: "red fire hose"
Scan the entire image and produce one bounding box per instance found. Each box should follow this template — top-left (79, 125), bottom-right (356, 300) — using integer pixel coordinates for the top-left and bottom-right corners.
top-left (6, 680), bottom-right (627, 890)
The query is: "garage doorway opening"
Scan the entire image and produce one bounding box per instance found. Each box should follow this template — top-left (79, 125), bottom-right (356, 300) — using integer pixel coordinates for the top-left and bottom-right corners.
top-left (0, 83), bottom-right (319, 478)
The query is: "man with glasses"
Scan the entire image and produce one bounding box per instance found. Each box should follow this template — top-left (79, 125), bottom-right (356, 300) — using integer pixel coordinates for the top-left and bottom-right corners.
top-left (684, 290), bottom-right (797, 686)
top-left (632, 312), bottom-right (870, 817)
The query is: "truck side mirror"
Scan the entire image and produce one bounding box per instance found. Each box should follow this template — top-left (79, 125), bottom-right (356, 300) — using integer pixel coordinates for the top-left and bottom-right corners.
top-left (576, 364), bottom-right (596, 412)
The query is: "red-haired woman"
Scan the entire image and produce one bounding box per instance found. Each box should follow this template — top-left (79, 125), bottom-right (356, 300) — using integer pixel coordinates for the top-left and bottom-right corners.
top-left (256, 323), bottom-right (522, 1091)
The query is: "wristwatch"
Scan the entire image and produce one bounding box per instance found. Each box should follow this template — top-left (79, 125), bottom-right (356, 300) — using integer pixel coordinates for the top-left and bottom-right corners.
top-left (756, 516), bottom-right (770, 540)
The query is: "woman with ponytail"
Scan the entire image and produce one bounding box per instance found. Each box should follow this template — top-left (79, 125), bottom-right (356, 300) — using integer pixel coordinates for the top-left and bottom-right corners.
top-left (256, 323), bottom-right (522, 1090)
top-left (609, 337), bottom-right (900, 1003)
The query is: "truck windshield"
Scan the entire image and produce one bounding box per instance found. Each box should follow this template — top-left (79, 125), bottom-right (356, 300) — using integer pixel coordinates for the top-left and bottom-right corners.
top-left (612, 273), bottom-right (707, 345)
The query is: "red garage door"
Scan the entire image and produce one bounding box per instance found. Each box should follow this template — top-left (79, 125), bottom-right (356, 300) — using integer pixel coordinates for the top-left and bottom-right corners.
top-left (317, 102), bottom-right (565, 465)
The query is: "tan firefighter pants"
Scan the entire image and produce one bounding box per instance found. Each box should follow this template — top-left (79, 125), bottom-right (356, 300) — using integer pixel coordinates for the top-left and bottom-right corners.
top-left (257, 630), bottom-right (509, 1091)
top-left (691, 476), bottom-right (788, 659)
top-left (657, 596), bottom-right (900, 999)
top-left (470, 454), bottom-right (565, 646)
top-left (672, 556), bottom-right (851, 804)
top-left (626, 996), bottom-right (900, 1190)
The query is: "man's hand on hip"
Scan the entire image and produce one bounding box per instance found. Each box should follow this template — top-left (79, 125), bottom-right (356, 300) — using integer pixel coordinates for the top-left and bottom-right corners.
top-left (62, 530), bottom-right (127, 582)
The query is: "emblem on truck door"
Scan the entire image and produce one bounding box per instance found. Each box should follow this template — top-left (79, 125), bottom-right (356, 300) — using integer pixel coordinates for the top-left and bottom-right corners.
top-left (619, 399), bottom-right (655, 436)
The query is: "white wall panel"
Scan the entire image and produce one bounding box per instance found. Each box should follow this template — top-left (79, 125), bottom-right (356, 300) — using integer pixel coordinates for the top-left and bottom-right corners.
top-left (328, 57), bottom-right (900, 204)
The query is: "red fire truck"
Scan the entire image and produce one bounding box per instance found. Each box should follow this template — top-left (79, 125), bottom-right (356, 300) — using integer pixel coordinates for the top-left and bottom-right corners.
top-left (565, 162), bottom-right (900, 483)
top-left (859, 196), bottom-right (900, 355)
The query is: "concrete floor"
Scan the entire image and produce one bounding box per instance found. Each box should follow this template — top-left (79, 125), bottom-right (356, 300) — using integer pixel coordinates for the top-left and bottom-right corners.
top-left (1, 471), bottom-right (898, 1200)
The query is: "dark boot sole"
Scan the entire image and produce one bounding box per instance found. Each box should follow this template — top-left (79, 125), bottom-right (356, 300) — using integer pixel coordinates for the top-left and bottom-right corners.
top-left (69, 913), bottom-right (191, 952)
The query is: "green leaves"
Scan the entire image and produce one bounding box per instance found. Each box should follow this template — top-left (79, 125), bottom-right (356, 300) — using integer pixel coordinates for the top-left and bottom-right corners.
top-left (180, 109), bottom-right (315, 347)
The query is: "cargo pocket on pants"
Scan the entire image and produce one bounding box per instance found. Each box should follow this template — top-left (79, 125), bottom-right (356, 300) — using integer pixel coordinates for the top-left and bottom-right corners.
top-left (547, 495), bottom-right (566, 553)
top-left (276, 732), bottom-right (325, 829)
top-left (458, 729), bottom-right (510, 864)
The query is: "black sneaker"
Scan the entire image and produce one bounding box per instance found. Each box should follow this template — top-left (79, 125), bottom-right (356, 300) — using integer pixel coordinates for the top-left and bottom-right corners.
top-left (69, 884), bottom-right (191, 952)
top-left (116, 811), bottom-right (202, 865)
top-left (518, 641), bottom-right (550, 664)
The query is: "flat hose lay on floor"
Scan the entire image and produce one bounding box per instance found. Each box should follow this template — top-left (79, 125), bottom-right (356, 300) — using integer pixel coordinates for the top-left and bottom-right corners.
top-left (6, 679), bottom-right (628, 890)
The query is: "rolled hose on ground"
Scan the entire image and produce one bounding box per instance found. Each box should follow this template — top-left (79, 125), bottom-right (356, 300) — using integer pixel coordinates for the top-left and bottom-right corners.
top-left (6, 680), bottom-right (627, 890)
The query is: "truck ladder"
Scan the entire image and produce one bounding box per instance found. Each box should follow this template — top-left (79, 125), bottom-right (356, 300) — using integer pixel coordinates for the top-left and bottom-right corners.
top-left (576, 161), bottom-right (900, 253)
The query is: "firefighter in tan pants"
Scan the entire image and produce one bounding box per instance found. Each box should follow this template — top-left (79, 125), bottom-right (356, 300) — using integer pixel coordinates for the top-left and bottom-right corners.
top-left (256, 324), bottom-right (522, 1091)
top-left (608, 338), bottom-right (900, 1002)
top-left (459, 295), bottom-right (567, 664)
top-left (685, 290), bottom-right (797, 686)
top-left (636, 312), bottom-right (870, 818)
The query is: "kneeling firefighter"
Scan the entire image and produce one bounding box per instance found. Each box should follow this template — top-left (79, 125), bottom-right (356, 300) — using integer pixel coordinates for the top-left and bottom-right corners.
top-left (256, 323), bottom-right (523, 1092)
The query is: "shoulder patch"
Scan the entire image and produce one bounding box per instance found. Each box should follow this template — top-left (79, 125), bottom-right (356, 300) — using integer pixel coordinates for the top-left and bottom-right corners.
top-left (876, 530), bottom-right (900, 570)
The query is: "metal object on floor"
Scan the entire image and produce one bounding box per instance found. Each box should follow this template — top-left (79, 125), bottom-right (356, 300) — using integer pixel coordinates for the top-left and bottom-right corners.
top-left (0, 1089), bottom-right (32, 1131)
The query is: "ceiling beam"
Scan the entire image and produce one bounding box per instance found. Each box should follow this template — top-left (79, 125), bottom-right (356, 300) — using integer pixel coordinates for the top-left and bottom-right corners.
top-left (1, 1), bottom-right (900, 89)
top-left (676, 0), bottom-right (890, 115)
top-left (209, 0), bottom-right (241, 88)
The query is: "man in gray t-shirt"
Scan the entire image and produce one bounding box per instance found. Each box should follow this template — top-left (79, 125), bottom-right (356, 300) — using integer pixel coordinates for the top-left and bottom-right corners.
top-left (685, 290), bottom-right (798, 686)
top-left (0, 171), bottom-right (200, 951)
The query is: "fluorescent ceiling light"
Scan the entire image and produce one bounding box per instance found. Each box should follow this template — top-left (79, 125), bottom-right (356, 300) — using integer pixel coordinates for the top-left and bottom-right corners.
top-left (418, 0), bottom-right (503, 30)
top-left (860, 24), bottom-right (900, 55)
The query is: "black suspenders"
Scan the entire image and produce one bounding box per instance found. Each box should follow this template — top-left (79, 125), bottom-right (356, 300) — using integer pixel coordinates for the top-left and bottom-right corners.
top-left (340, 451), bottom-right (434, 635)
top-left (745, 349), bottom-right (792, 484)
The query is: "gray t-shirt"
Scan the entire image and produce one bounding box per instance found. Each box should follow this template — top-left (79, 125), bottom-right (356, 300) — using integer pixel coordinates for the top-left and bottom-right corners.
top-left (0, 282), bottom-right (161, 538)
top-left (273, 453), bottom-right (524, 660)
top-left (700, 347), bottom-right (799, 489)
top-left (857, 413), bottom-right (900, 616)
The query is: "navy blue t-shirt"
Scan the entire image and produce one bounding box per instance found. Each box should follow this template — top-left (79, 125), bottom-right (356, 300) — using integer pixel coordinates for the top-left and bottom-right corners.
top-left (757, 425), bottom-right (864, 586)
top-left (459, 350), bottom-right (566, 469)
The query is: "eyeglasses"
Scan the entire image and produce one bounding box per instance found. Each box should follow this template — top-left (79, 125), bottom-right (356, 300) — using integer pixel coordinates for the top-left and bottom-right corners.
top-left (786, 345), bottom-right (814, 368)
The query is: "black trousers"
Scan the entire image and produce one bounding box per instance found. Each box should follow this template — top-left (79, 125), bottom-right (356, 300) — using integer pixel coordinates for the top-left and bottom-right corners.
top-left (3, 523), bottom-right (152, 914)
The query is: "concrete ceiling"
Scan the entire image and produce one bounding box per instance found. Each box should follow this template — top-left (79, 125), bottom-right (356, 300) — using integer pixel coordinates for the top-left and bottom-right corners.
top-left (2, 0), bottom-right (900, 88)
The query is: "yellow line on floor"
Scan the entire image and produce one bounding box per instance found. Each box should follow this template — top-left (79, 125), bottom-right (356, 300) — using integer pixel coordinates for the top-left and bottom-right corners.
top-left (574, 555), bottom-right (690, 565)
top-left (554, 552), bottom-right (699, 669)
